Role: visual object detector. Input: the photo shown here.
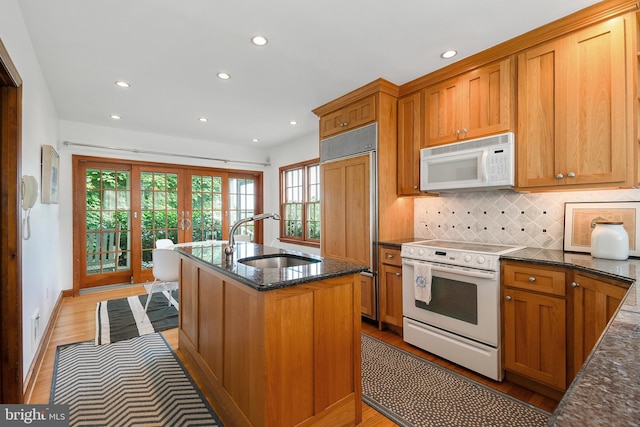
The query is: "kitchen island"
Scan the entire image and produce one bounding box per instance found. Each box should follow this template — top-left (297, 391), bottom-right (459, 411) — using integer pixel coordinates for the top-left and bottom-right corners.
top-left (502, 249), bottom-right (639, 426)
top-left (174, 241), bottom-right (367, 427)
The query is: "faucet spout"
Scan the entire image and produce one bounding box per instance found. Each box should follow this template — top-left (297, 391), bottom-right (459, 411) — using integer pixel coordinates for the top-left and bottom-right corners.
top-left (224, 213), bottom-right (281, 262)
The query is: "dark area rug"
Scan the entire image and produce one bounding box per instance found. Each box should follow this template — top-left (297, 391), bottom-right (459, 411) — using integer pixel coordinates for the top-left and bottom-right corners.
top-left (95, 290), bottom-right (178, 345)
top-left (361, 334), bottom-right (551, 427)
top-left (51, 333), bottom-right (223, 426)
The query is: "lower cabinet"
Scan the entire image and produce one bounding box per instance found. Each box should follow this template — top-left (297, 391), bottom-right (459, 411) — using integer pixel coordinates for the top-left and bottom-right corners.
top-left (569, 271), bottom-right (628, 379)
top-left (378, 245), bottom-right (403, 332)
top-left (502, 260), bottom-right (631, 396)
top-left (361, 273), bottom-right (376, 319)
top-left (502, 262), bottom-right (567, 391)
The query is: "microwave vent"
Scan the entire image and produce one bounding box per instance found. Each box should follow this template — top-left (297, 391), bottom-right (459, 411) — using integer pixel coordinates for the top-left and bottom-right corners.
top-left (425, 132), bottom-right (514, 156)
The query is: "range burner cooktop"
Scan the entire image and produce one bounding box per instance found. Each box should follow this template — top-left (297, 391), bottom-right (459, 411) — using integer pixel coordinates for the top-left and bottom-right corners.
top-left (400, 240), bottom-right (525, 271)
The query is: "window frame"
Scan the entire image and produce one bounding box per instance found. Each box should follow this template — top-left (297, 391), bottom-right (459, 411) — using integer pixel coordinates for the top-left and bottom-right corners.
top-left (278, 158), bottom-right (321, 248)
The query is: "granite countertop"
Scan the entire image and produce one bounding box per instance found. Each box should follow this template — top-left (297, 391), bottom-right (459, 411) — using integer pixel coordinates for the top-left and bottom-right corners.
top-left (377, 237), bottom-right (427, 248)
top-left (174, 241), bottom-right (368, 291)
top-left (502, 248), bottom-right (640, 426)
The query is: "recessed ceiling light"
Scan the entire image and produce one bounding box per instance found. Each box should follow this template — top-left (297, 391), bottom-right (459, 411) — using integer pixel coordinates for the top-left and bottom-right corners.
top-left (115, 81), bottom-right (130, 88)
top-left (198, 117), bottom-right (208, 122)
top-left (252, 138), bottom-right (259, 143)
top-left (251, 35), bottom-right (268, 46)
top-left (440, 50), bottom-right (458, 59)
top-left (289, 120), bottom-right (298, 125)
top-left (217, 72), bottom-right (231, 80)
top-left (110, 114), bottom-right (121, 120)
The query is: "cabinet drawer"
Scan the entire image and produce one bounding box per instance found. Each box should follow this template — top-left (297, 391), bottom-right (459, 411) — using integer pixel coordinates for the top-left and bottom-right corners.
top-left (503, 262), bottom-right (566, 296)
top-left (379, 247), bottom-right (402, 267)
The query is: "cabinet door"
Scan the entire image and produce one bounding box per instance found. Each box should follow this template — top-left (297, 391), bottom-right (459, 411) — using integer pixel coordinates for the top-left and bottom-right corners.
top-left (570, 273), bottom-right (628, 379)
top-left (379, 262), bottom-right (403, 327)
top-left (179, 257), bottom-right (199, 347)
top-left (517, 39), bottom-right (566, 188)
top-left (320, 155), bottom-right (371, 267)
top-left (561, 18), bottom-right (627, 186)
top-left (397, 92), bottom-right (422, 195)
top-left (319, 95), bottom-right (377, 139)
top-left (503, 288), bottom-right (566, 390)
top-left (319, 109), bottom-right (347, 139)
top-left (460, 58), bottom-right (513, 140)
top-left (361, 273), bottom-right (376, 318)
top-left (424, 78), bottom-right (462, 146)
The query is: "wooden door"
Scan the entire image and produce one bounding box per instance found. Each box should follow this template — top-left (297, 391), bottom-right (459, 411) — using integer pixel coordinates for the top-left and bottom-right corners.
top-left (320, 154), bottom-right (371, 267)
top-left (561, 17), bottom-right (627, 185)
top-left (424, 77), bottom-right (462, 146)
top-left (397, 92), bottom-right (422, 195)
top-left (378, 247), bottom-right (403, 328)
top-left (570, 273), bottom-right (628, 379)
top-left (517, 39), bottom-right (566, 188)
top-left (460, 58), bottom-right (513, 140)
top-left (503, 288), bottom-right (566, 390)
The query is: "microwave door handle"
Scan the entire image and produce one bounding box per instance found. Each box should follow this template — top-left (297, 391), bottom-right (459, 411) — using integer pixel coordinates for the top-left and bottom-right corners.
top-left (480, 150), bottom-right (489, 183)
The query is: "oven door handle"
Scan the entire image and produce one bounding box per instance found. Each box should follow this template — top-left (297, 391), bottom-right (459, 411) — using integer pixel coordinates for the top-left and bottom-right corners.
top-left (402, 260), bottom-right (496, 280)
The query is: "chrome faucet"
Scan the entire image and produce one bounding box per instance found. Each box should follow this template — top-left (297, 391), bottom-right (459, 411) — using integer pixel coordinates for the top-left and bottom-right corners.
top-left (224, 212), bottom-right (281, 262)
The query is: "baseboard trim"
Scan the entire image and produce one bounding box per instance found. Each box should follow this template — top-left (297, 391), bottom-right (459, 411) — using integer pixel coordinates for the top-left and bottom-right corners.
top-left (22, 289), bottom-right (67, 402)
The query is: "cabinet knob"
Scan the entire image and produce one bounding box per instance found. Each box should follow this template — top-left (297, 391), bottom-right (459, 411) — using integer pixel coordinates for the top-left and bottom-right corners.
top-left (395, 272), bottom-right (401, 277)
top-left (462, 128), bottom-right (468, 135)
top-left (556, 173), bottom-right (564, 179)
top-left (505, 295), bottom-right (512, 301)
top-left (528, 276), bottom-right (536, 282)
top-left (571, 281), bottom-right (579, 288)
top-left (567, 172), bottom-right (576, 178)
top-left (387, 254), bottom-right (394, 259)
top-left (413, 185), bottom-right (418, 189)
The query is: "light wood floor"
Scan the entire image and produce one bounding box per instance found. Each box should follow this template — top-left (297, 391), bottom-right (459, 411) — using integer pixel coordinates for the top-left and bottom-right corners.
top-left (28, 286), bottom-right (558, 425)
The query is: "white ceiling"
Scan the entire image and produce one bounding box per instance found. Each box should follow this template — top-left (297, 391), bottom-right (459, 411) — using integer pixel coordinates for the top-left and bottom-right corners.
top-left (18, 0), bottom-right (601, 148)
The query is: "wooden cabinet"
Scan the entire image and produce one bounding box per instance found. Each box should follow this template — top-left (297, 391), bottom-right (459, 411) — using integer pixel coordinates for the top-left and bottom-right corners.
top-left (568, 271), bottom-right (629, 379)
top-left (424, 58), bottom-right (514, 146)
top-left (517, 15), bottom-right (633, 189)
top-left (378, 246), bottom-right (403, 331)
top-left (502, 262), bottom-right (567, 391)
top-left (319, 95), bottom-right (376, 139)
top-left (179, 255), bottom-right (362, 427)
top-left (397, 92), bottom-right (423, 195)
top-left (314, 79), bottom-right (414, 320)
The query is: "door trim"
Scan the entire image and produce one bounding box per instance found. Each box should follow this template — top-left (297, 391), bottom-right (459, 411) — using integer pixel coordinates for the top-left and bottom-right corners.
top-left (0, 38), bottom-right (24, 403)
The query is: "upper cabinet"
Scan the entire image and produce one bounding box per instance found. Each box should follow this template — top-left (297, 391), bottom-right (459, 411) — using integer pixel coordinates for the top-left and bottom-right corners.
top-left (397, 91), bottom-right (422, 196)
top-left (318, 94), bottom-right (376, 139)
top-left (423, 58), bottom-right (515, 147)
top-left (517, 15), bottom-right (634, 189)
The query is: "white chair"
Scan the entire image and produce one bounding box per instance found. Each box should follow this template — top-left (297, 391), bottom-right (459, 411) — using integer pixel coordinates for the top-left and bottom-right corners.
top-left (234, 233), bottom-right (251, 242)
top-left (144, 248), bottom-right (180, 314)
top-left (155, 238), bottom-right (175, 249)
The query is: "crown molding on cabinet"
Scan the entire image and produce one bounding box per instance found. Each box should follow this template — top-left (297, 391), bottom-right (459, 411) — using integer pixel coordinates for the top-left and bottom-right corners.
top-left (312, 78), bottom-right (399, 117)
top-left (398, 0), bottom-right (638, 96)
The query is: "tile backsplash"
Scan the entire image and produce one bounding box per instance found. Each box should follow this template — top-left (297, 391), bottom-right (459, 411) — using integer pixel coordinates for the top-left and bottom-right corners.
top-left (413, 189), bottom-right (640, 250)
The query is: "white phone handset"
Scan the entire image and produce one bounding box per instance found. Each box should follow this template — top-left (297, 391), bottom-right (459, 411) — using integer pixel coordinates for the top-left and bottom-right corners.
top-left (21, 175), bottom-right (38, 240)
top-left (21, 175), bottom-right (38, 210)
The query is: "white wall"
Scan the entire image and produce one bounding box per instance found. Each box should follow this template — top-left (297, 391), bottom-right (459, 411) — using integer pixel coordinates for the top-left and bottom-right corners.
top-left (263, 132), bottom-right (321, 255)
top-left (1, 0), bottom-right (61, 377)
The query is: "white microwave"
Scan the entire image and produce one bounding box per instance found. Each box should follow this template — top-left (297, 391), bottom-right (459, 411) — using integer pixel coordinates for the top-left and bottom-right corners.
top-left (420, 132), bottom-right (515, 193)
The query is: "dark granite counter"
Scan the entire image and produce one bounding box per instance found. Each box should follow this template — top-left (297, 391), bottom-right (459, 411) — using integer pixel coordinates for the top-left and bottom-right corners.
top-left (174, 241), bottom-right (368, 291)
top-left (377, 237), bottom-right (427, 249)
top-left (502, 248), bottom-right (639, 426)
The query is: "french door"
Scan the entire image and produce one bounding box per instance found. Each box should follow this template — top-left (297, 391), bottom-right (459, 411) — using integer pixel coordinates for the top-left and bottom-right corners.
top-left (73, 156), bottom-right (262, 292)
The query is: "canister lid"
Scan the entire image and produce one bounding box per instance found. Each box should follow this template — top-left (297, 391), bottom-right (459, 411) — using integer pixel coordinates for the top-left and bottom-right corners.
top-left (595, 221), bottom-right (623, 225)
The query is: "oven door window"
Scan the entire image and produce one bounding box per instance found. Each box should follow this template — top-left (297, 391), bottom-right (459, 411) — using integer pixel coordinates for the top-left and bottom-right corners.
top-left (415, 275), bottom-right (478, 325)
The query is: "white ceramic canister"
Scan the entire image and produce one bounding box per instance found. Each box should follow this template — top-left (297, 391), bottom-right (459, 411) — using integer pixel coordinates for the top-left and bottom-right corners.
top-left (591, 221), bottom-right (629, 260)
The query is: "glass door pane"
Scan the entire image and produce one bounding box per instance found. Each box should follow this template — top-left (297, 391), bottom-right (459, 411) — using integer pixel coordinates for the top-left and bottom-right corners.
top-left (140, 171), bottom-right (180, 271)
top-left (191, 174), bottom-right (224, 242)
top-left (228, 177), bottom-right (256, 240)
top-left (85, 168), bottom-right (131, 275)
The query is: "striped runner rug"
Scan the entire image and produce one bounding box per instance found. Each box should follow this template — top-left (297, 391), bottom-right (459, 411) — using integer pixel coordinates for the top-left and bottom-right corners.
top-left (51, 333), bottom-right (223, 426)
top-left (96, 290), bottom-right (178, 345)
top-left (361, 334), bottom-right (551, 427)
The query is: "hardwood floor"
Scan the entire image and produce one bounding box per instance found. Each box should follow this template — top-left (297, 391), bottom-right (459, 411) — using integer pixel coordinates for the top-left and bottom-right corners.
top-left (28, 286), bottom-right (558, 425)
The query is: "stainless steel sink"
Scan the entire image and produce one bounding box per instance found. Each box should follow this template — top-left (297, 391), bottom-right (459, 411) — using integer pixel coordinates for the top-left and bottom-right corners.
top-left (238, 254), bottom-right (320, 269)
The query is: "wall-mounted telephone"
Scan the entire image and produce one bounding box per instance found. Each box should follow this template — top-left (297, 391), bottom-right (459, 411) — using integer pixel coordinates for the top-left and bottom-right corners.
top-left (21, 175), bottom-right (38, 210)
top-left (21, 175), bottom-right (38, 240)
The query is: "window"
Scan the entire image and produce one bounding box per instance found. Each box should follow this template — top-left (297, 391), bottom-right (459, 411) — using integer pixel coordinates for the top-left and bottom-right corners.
top-left (279, 159), bottom-right (320, 247)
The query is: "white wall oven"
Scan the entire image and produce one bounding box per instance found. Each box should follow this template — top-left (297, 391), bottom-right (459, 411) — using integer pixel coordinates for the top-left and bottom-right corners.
top-left (401, 240), bottom-right (523, 381)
